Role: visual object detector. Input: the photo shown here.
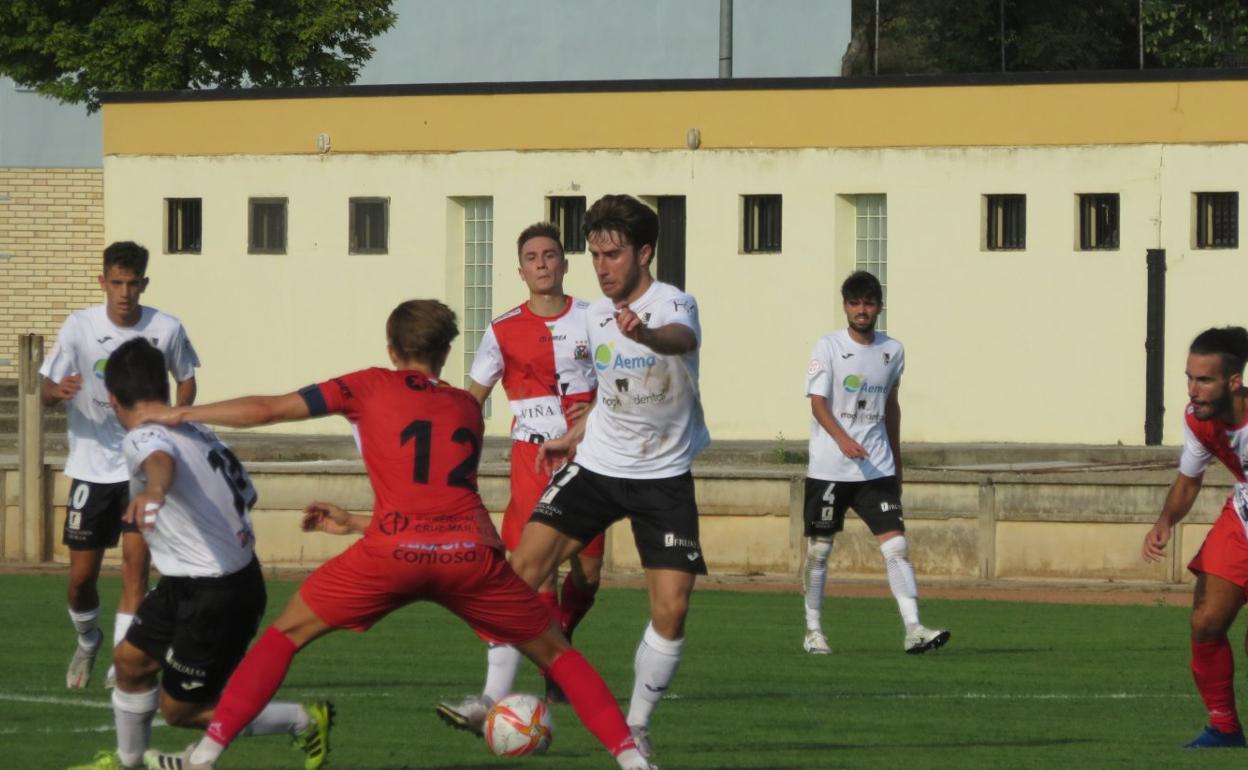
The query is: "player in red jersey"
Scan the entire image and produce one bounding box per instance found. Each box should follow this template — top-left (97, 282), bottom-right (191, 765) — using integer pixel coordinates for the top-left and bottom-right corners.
top-left (138, 300), bottom-right (654, 770)
top-left (438, 223), bottom-right (603, 724)
top-left (1143, 326), bottom-right (1248, 749)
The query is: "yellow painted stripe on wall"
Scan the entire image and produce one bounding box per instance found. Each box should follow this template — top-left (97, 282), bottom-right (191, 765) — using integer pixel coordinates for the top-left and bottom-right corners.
top-left (104, 80), bottom-right (1248, 155)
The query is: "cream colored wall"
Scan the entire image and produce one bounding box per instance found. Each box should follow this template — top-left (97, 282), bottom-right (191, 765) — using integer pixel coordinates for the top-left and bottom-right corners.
top-left (105, 141), bottom-right (1247, 443)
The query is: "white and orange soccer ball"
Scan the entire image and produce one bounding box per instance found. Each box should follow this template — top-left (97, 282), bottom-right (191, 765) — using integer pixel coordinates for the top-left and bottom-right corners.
top-left (484, 693), bottom-right (554, 757)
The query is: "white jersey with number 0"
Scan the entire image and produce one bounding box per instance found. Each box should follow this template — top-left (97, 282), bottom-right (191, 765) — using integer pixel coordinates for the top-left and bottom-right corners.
top-left (123, 422), bottom-right (257, 578)
top-left (575, 281), bottom-right (710, 479)
top-left (41, 305), bottom-right (199, 483)
top-left (806, 329), bottom-right (904, 482)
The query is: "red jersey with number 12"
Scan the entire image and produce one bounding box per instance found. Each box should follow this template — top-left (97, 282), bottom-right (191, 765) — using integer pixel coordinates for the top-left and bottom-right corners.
top-left (300, 368), bottom-right (501, 548)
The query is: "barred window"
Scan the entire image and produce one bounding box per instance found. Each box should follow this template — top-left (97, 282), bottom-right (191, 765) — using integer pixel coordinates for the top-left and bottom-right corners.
top-left (165, 198), bottom-right (201, 254)
top-left (854, 194), bottom-right (888, 332)
top-left (462, 197), bottom-right (493, 414)
top-left (985, 194), bottom-right (1026, 251)
top-left (1196, 192), bottom-right (1238, 249)
top-left (743, 195), bottom-right (782, 253)
top-left (248, 198), bottom-right (287, 254)
top-left (547, 196), bottom-right (586, 253)
top-left (349, 198), bottom-right (388, 254)
top-left (1078, 194), bottom-right (1119, 250)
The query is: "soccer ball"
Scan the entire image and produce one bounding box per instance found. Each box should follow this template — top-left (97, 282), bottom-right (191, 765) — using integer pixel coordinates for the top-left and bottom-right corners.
top-left (484, 693), bottom-right (554, 757)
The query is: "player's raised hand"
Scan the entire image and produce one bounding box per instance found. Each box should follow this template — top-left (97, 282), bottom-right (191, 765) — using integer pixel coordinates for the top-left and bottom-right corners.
top-left (1142, 520), bottom-right (1172, 562)
top-left (133, 403), bottom-right (188, 427)
top-left (302, 501), bottom-right (355, 536)
top-left (614, 301), bottom-right (648, 343)
top-left (835, 435), bottom-right (869, 460)
top-left (124, 496), bottom-right (163, 531)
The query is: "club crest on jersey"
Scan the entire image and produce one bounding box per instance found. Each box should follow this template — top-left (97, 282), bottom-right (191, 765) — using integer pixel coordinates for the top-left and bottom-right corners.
top-left (574, 343), bottom-right (590, 361)
top-left (883, 352), bottom-right (892, 364)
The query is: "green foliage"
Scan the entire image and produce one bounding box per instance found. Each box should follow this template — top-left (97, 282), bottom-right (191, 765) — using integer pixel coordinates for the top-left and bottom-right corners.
top-left (1143, 0), bottom-right (1248, 67)
top-left (0, 0), bottom-right (397, 111)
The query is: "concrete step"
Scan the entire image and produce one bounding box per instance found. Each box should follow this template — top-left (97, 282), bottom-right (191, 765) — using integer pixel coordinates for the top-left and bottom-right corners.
top-left (0, 381), bottom-right (16, 399)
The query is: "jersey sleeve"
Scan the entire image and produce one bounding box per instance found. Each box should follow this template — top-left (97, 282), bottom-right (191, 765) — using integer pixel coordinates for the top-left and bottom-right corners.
top-left (299, 369), bottom-right (370, 421)
top-left (467, 324), bottom-right (504, 389)
top-left (124, 425), bottom-right (179, 474)
top-left (39, 314), bottom-right (80, 382)
top-left (1178, 416), bottom-right (1213, 479)
top-left (659, 291), bottom-right (701, 343)
top-left (893, 344), bottom-right (906, 388)
top-left (165, 324), bottom-right (201, 382)
top-left (805, 338), bottom-right (834, 398)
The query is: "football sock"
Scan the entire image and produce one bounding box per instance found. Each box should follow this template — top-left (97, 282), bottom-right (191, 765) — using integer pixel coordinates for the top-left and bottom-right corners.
top-left (1192, 638), bottom-right (1241, 734)
top-left (68, 606), bottom-right (102, 649)
top-left (483, 643), bottom-right (522, 703)
top-left (538, 590), bottom-right (559, 624)
top-left (546, 649), bottom-right (634, 756)
top-left (559, 572), bottom-right (599, 636)
top-left (880, 536), bottom-right (920, 628)
top-left (202, 627), bottom-right (298, 752)
top-left (627, 622), bottom-right (684, 728)
top-left (238, 701), bottom-right (309, 737)
top-left (112, 685), bottom-right (158, 767)
top-left (804, 538), bottom-right (833, 631)
top-left (113, 612), bottom-right (134, 649)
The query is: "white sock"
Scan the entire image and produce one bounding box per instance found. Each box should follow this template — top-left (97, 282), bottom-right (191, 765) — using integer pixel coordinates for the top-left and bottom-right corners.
top-left (626, 622), bottom-right (684, 728)
top-left (803, 538), bottom-right (834, 631)
top-left (68, 606), bottom-right (102, 649)
top-left (482, 643), bottom-right (520, 704)
top-left (113, 612), bottom-right (134, 648)
top-left (238, 701), bottom-right (308, 737)
top-left (881, 536), bottom-right (920, 628)
top-left (190, 737), bottom-right (226, 766)
top-left (112, 686), bottom-right (158, 767)
top-left (615, 747), bottom-right (648, 769)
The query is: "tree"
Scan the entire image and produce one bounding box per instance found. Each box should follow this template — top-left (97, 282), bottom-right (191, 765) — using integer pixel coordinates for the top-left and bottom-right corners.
top-left (0, 0), bottom-right (397, 111)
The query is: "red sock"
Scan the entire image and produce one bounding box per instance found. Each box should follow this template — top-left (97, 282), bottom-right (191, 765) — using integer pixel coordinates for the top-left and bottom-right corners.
top-left (205, 627), bottom-right (298, 746)
top-left (546, 649), bottom-right (635, 756)
top-left (538, 591), bottom-right (559, 625)
top-left (559, 574), bottom-right (598, 636)
top-left (1192, 639), bottom-right (1241, 734)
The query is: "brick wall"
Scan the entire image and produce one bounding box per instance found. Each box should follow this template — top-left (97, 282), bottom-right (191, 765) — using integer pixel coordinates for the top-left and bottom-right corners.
top-left (0, 169), bottom-right (103, 378)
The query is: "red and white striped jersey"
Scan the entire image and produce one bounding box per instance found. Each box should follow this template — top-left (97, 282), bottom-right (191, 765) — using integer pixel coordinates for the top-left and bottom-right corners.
top-left (1180, 405), bottom-right (1248, 536)
top-left (469, 297), bottom-right (596, 443)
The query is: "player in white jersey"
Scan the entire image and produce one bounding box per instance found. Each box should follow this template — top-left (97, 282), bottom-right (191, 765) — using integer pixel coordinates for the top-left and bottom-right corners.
top-left (40, 242), bottom-right (201, 690)
top-left (438, 223), bottom-right (603, 727)
top-left (503, 195), bottom-right (710, 762)
top-left (801, 271), bottom-right (949, 656)
top-left (68, 339), bottom-right (330, 770)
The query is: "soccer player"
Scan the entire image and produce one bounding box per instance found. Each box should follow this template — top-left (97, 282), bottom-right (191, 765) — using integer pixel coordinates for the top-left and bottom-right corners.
top-left (438, 222), bottom-right (603, 725)
top-left (40, 241), bottom-right (200, 689)
top-left (489, 194), bottom-right (710, 762)
top-left (1142, 326), bottom-right (1248, 749)
top-left (800, 271), bottom-right (949, 656)
top-left (139, 299), bottom-right (654, 770)
top-left (69, 339), bottom-right (329, 770)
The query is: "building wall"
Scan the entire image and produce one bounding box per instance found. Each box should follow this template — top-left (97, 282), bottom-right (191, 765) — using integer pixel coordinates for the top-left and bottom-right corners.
top-left (0, 169), bottom-right (103, 377)
top-left (100, 78), bottom-right (1248, 444)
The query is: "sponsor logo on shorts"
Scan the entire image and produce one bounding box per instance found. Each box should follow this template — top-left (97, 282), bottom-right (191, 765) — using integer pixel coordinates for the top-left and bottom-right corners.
top-left (687, 551), bottom-right (701, 562)
top-left (164, 650), bottom-right (208, 678)
top-left (534, 502), bottom-right (562, 518)
top-left (68, 510), bottom-right (83, 530)
top-left (663, 533), bottom-right (699, 549)
top-left (879, 502), bottom-right (902, 513)
top-left (181, 680), bottom-right (206, 691)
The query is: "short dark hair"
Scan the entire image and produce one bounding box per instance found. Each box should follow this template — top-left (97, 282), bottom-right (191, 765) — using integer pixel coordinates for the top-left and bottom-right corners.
top-left (103, 241), bottom-right (149, 276)
top-left (1190, 326), bottom-right (1248, 377)
top-left (105, 338), bottom-right (169, 409)
top-left (516, 222), bottom-right (564, 259)
top-left (387, 300), bottom-right (459, 364)
top-left (583, 195), bottom-right (658, 253)
top-left (841, 271), bottom-right (883, 304)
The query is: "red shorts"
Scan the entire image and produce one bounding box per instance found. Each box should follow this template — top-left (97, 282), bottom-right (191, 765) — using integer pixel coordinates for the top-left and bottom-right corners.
top-left (298, 538), bottom-right (552, 643)
top-left (1188, 502), bottom-right (1248, 592)
top-left (505, 441), bottom-right (605, 559)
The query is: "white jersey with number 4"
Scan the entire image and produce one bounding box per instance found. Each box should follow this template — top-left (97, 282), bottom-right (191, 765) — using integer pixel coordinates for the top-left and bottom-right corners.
top-left (806, 330), bottom-right (904, 482)
top-left (41, 305), bottom-right (199, 483)
top-left (123, 422), bottom-right (257, 578)
top-left (575, 281), bottom-right (710, 479)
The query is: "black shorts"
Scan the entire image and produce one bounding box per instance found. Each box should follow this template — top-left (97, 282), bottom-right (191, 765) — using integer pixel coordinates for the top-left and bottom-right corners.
top-left (803, 476), bottom-right (905, 537)
top-left (126, 558), bottom-right (266, 703)
top-left (530, 463), bottom-right (707, 574)
top-left (62, 479), bottom-right (136, 550)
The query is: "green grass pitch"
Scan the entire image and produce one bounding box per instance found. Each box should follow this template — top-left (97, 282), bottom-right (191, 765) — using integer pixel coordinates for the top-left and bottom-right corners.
top-left (2, 572), bottom-right (1247, 769)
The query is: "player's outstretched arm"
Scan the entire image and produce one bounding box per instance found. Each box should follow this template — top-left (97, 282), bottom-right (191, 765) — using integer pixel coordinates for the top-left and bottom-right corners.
top-left (301, 502), bottom-right (369, 536)
top-left (124, 451), bottom-right (175, 531)
top-left (1142, 472), bottom-right (1204, 562)
top-left (614, 302), bottom-right (698, 355)
top-left (137, 392), bottom-right (311, 429)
